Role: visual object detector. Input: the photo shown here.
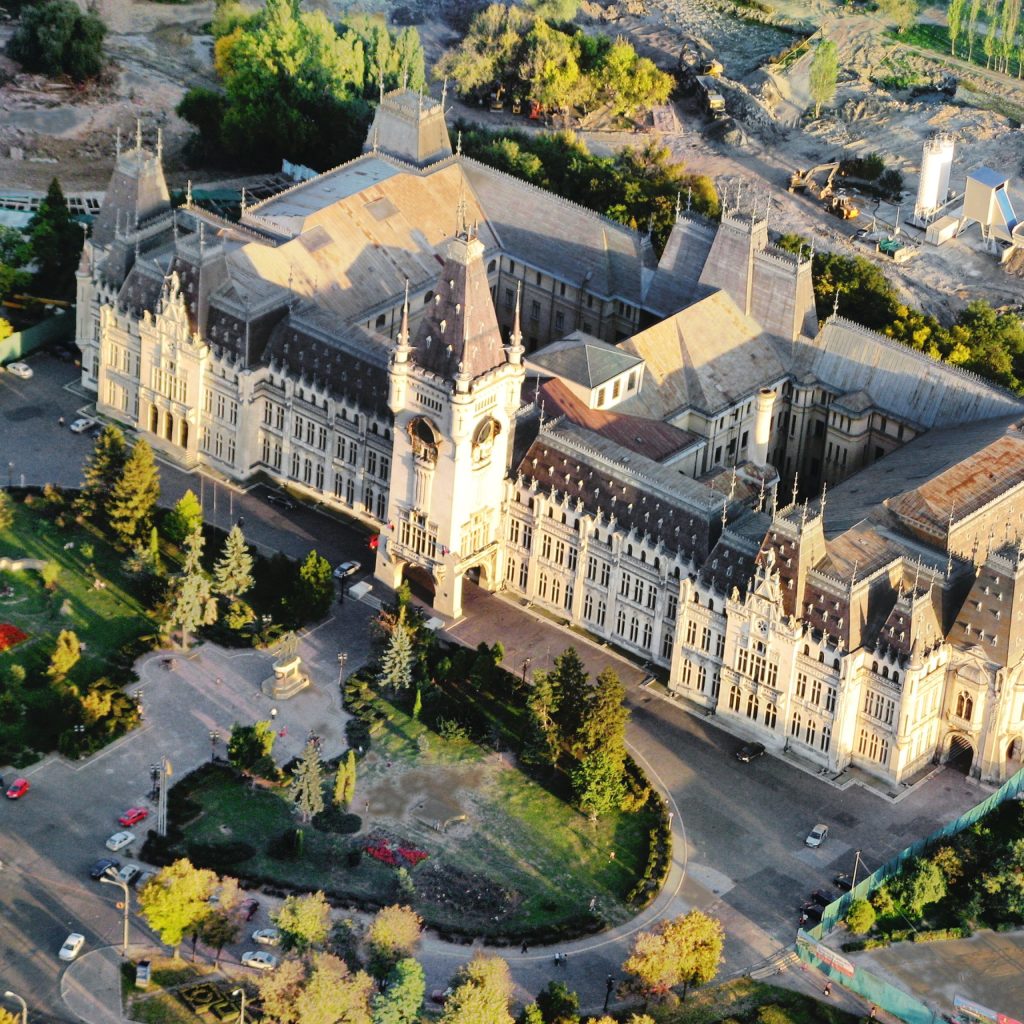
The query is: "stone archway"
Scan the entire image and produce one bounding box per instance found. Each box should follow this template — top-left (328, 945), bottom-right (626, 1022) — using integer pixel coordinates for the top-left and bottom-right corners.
top-left (944, 733), bottom-right (975, 774)
top-left (402, 564), bottom-right (436, 607)
top-left (1007, 736), bottom-right (1024, 776)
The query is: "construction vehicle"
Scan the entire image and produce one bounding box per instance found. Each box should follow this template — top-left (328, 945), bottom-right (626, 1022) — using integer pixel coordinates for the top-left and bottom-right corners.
top-left (511, 96), bottom-right (522, 115)
top-left (489, 85), bottom-right (505, 112)
top-left (701, 58), bottom-right (724, 77)
top-left (526, 97), bottom-right (543, 120)
top-left (694, 76), bottom-right (727, 119)
top-left (826, 193), bottom-right (859, 220)
top-left (788, 161), bottom-right (841, 197)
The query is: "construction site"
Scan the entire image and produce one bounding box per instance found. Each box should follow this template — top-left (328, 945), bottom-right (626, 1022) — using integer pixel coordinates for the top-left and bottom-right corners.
top-left (0, 0), bottom-right (1023, 317)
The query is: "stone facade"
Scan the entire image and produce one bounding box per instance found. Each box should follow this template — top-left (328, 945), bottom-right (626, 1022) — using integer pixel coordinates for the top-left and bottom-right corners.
top-left (77, 103), bottom-right (1024, 786)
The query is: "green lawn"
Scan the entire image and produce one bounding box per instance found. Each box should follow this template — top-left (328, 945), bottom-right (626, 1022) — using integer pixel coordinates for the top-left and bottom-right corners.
top-left (174, 699), bottom-right (659, 941)
top-left (0, 494), bottom-right (156, 761)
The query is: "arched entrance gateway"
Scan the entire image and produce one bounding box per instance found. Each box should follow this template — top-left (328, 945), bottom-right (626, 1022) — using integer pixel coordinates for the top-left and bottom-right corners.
top-left (1007, 736), bottom-right (1024, 776)
top-left (944, 733), bottom-right (975, 774)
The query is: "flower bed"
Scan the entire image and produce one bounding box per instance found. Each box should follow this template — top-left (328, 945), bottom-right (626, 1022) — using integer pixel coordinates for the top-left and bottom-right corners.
top-left (365, 840), bottom-right (428, 868)
top-left (0, 623), bottom-right (27, 652)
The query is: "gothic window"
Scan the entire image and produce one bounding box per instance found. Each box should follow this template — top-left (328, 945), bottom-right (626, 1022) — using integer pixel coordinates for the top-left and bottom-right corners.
top-left (764, 702), bottom-right (777, 730)
top-left (642, 621), bottom-right (653, 649)
top-left (746, 693), bottom-right (759, 722)
top-left (791, 711), bottom-right (802, 737)
top-left (728, 685), bottom-right (741, 713)
top-left (956, 691), bottom-right (974, 721)
top-left (820, 725), bottom-right (831, 752)
top-left (661, 630), bottom-right (673, 660)
top-left (472, 417), bottom-right (499, 467)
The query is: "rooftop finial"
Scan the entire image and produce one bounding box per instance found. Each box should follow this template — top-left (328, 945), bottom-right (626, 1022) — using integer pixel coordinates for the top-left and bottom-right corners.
top-left (115, 126), bottom-right (122, 157)
top-left (674, 191), bottom-right (681, 222)
top-left (755, 473), bottom-right (766, 513)
top-left (800, 498), bottom-right (808, 529)
top-left (240, 187), bottom-right (247, 215)
top-left (402, 67), bottom-right (409, 91)
top-left (509, 280), bottom-right (524, 362)
top-left (771, 482), bottom-right (779, 519)
top-left (790, 472), bottom-right (799, 508)
top-left (135, 118), bottom-right (142, 152)
top-left (372, 124), bottom-right (379, 152)
top-left (686, 184), bottom-right (693, 211)
top-left (721, 497), bottom-right (728, 531)
top-left (396, 279), bottom-right (411, 355)
top-left (456, 129), bottom-right (462, 156)
top-left (185, 179), bottom-right (193, 207)
top-left (441, 76), bottom-right (448, 110)
top-left (819, 480), bottom-right (827, 518)
top-left (379, 69), bottom-right (384, 104)
top-left (455, 178), bottom-right (467, 238)
top-left (418, 84), bottom-right (423, 112)
top-left (832, 287), bottom-right (840, 318)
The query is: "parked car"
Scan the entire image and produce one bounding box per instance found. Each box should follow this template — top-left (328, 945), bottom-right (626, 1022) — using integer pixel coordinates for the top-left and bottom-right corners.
top-left (69, 417), bottom-right (97, 434)
top-left (430, 987), bottom-right (454, 1005)
top-left (241, 897), bottom-right (260, 921)
top-left (805, 823), bottom-right (829, 848)
top-left (833, 873), bottom-right (853, 891)
top-left (734, 741), bottom-right (766, 763)
top-left (241, 951), bottom-right (279, 971)
top-left (812, 888), bottom-right (840, 907)
top-left (105, 831), bottom-right (135, 852)
top-left (59, 933), bottom-right (86, 961)
top-left (118, 863), bottom-right (143, 887)
top-left (265, 492), bottom-right (296, 511)
top-left (89, 857), bottom-right (120, 880)
top-left (136, 869), bottom-right (157, 890)
top-left (333, 560), bottom-right (361, 580)
top-left (118, 807), bottom-right (149, 827)
top-left (800, 901), bottom-right (824, 922)
top-left (6, 362), bottom-right (32, 379)
top-left (251, 928), bottom-right (281, 946)
top-left (5, 778), bottom-right (29, 799)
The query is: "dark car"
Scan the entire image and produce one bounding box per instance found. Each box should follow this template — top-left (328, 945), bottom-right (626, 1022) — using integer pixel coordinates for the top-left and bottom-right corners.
top-left (833, 873), bottom-right (853, 892)
top-left (90, 857), bottom-right (121, 880)
top-left (241, 897), bottom-right (260, 921)
top-left (800, 901), bottom-right (824, 922)
top-left (265, 492), bottom-right (296, 511)
top-left (812, 888), bottom-right (840, 907)
top-left (734, 741), bottom-right (766, 763)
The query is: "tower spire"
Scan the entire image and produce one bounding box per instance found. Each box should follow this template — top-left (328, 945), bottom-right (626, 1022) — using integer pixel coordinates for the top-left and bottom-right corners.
top-left (395, 280), bottom-right (411, 362)
top-left (509, 281), bottom-right (524, 365)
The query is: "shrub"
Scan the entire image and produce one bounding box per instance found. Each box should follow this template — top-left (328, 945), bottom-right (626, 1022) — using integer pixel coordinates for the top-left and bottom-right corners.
top-left (185, 840), bottom-right (257, 870)
top-left (267, 828), bottom-right (303, 860)
top-left (7, 0), bottom-right (106, 81)
top-left (846, 898), bottom-right (876, 934)
top-left (312, 806), bottom-right (363, 834)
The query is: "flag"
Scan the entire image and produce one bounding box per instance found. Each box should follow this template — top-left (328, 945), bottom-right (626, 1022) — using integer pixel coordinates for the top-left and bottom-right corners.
top-left (368, 535), bottom-right (379, 550)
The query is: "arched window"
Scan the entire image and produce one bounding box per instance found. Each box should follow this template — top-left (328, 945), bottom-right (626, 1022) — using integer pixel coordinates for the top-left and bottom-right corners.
top-left (882, 667), bottom-right (889, 679)
top-left (956, 691), bottom-right (974, 721)
top-left (423, 290), bottom-right (434, 304)
top-left (764, 702), bottom-right (777, 729)
top-left (708, 600), bottom-right (715, 612)
top-left (487, 259), bottom-right (497, 273)
top-left (791, 711), bottom-right (802, 737)
top-left (892, 671), bottom-right (899, 684)
top-left (746, 693), bottom-right (759, 722)
top-left (375, 313), bottom-right (386, 328)
top-left (728, 684), bottom-right (741, 712)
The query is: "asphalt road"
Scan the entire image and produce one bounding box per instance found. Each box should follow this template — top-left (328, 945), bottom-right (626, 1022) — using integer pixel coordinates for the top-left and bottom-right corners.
top-left (0, 353), bottom-right (991, 1019)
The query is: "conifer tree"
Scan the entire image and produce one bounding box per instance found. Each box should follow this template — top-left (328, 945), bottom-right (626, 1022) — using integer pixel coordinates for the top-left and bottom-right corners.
top-left (371, 957), bottom-right (425, 1024)
top-left (108, 439), bottom-right (160, 547)
top-left (333, 756), bottom-right (349, 807)
top-left (164, 526), bottom-right (217, 649)
top-left (379, 605), bottom-right (414, 690)
top-left (213, 525), bottom-right (254, 600)
top-left (0, 490), bottom-right (13, 532)
top-left (27, 177), bottom-right (84, 296)
top-left (291, 739), bottom-right (325, 822)
top-left (77, 424), bottom-right (127, 521)
top-left (343, 748), bottom-right (356, 806)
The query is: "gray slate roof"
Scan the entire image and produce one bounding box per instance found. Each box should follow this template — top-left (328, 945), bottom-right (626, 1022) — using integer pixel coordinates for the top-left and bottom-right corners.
top-left (526, 333), bottom-right (643, 388)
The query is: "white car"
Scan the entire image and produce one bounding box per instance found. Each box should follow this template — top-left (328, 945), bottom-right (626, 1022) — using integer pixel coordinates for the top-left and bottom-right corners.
top-left (69, 417), bottom-right (97, 434)
top-left (805, 823), bottom-right (830, 848)
top-left (241, 950), bottom-right (279, 971)
top-left (6, 362), bottom-right (32, 379)
top-left (251, 928), bottom-right (281, 946)
top-left (59, 933), bottom-right (86, 961)
top-left (118, 863), bottom-right (143, 886)
top-left (333, 560), bottom-right (361, 579)
top-left (105, 830), bottom-right (135, 852)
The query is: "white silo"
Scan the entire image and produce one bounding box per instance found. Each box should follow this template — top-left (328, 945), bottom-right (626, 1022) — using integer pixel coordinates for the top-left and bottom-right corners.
top-left (915, 134), bottom-right (954, 221)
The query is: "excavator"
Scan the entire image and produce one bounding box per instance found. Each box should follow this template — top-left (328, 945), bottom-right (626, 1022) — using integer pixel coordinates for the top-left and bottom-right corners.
top-left (788, 162), bottom-right (859, 219)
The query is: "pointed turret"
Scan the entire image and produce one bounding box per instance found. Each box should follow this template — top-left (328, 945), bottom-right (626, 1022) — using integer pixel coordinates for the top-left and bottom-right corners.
top-left (410, 221), bottom-right (506, 384)
top-left (508, 281), bottom-right (524, 366)
top-left (91, 121), bottom-right (171, 250)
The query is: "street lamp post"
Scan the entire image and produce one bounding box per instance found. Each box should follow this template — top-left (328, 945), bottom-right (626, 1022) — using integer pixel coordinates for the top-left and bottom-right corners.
top-left (603, 975), bottom-right (615, 1014)
top-left (270, 707), bottom-right (278, 724)
top-left (4, 991), bottom-right (26, 1024)
top-left (521, 658), bottom-right (532, 685)
top-left (6, 463), bottom-right (13, 489)
top-left (100, 867), bottom-right (131, 955)
top-left (232, 989), bottom-right (246, 1024)
top-left (149, 763), bottom-right (160, 801)
top-left (209, 730), bottom-right (218, 762)
top-left (851, 849), bottom-right (863, 888)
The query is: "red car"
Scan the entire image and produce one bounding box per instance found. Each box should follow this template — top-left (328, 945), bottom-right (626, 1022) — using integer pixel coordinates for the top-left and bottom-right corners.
top-left (6, 778), bottom-right (29, 799)
top-left (118, 807), bottom-right (149, 827)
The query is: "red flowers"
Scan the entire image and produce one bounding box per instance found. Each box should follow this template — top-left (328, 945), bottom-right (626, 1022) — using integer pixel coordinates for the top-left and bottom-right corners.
top-left (0, 624), bottom-right (27, 652)
top-left (365, 841), bottom-right (428, 868)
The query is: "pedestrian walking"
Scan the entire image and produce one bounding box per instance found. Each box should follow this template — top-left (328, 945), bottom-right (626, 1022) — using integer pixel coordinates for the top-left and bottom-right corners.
top-left (215, 676), bottom-right (222, 686)
top-left (869, 1007), bottom-right (877, 1020)
top-left (521, 940), bottom-right (528, 954)
top-left (823, 982), bottom-right (832, 997)
top-left (58, 416), bottom-right (65, 428)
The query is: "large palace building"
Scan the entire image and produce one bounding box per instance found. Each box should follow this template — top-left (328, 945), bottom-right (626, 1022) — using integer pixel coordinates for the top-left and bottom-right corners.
top-left (77, 92), bottom-right (1024, 785)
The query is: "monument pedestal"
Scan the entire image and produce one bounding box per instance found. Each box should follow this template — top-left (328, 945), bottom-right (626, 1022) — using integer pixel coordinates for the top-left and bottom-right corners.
top-left (261, 653), bottom-right (311, 700)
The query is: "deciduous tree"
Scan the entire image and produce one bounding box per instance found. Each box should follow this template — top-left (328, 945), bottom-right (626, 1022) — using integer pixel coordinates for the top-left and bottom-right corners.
top-left (948, 0), bottom-right (968, 53)
top-left (164, 490), bottom-right (203, 545)
top-left (290, 549), bottom-right (333, 623)
top-left (845, 898), bottom-right (876, 934)
top-left (108, 439), bottom-right (160, 547)
top-left (623, 910), bottom-right (723, 1003)
top-left (571, 750), bottom-right (627, 821)
top-left (200, 909), bottom-right (240, 962)
top-left (0, 490), bottom-right (13, 531)
top-left (877, 0), bottom-right (919, 32)
top-left (366, 905), bottom-right (423, 977)
top-left (227, 720), bottom-right (276, 772)
top-left (164, 526), bottom-right (218, 649)
top-left (439, 954), bottom-right (515, 1024)
top-left (536, 980), bottom-right (579, 1024)
top-left (137, 858), bottom-right (218, 958)
top-left (808, 39), bottom-right (838, 117)
top-left (291, 740), bottom-right (326, 823)
top-left (258, 952), bottom-right (375, 1024)
top-left (273, 890), bottom-right (333, 952)
top-left (47, 628), bottom-right (81, 681)
top-left (371, 957), bottom-right (425, 1024)
top-left (7, 0), bottom-right (106, 81)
